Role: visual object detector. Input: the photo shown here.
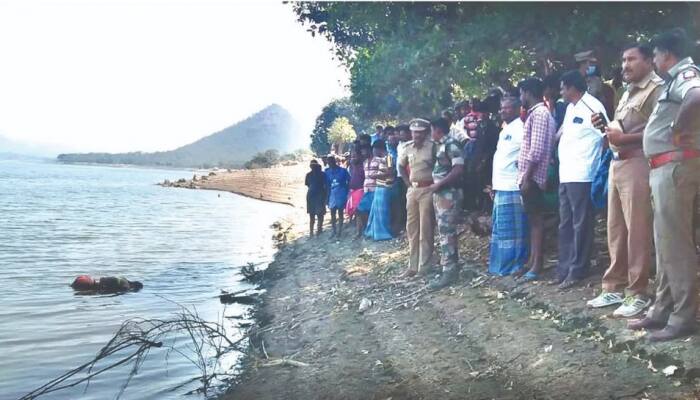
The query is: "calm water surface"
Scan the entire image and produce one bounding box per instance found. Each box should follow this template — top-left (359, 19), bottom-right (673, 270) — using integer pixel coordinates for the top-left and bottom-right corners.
top-left (0, 159), bottom-right (290, 400)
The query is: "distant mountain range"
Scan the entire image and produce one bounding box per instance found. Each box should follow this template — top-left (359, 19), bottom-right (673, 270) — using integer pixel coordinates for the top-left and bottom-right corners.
top-left (57, 104), bottom-right (303, 168)
top-left (0, 135), bottom-right (63, 159)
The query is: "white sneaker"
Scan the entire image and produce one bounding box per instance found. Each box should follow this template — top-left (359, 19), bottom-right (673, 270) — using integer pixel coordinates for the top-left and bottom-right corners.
top-left (613, 296), bottom-right (652, 318)
top-left (586, 292), bottom-right (624, 308)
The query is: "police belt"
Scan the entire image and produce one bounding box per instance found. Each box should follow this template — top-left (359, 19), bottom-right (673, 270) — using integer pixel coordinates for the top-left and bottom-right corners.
top-left (648, 149), bottom-right (700, 169)
top-left (410, 180), bottom-right (433, 188)
top-left (612, 148), bottom-right (645, 161)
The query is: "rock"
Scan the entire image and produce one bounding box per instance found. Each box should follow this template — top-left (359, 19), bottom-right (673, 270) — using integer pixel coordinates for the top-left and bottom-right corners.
top-left (209, 171), bottom-right (216, 176)
top-left (358, 298), bottom-right (372, 313)
top-left (220, 293), bottom-right (258, 305)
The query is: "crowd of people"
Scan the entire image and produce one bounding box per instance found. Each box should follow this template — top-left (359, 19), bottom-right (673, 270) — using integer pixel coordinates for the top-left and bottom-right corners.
top-left (305, 27), bottom-right (700, 342)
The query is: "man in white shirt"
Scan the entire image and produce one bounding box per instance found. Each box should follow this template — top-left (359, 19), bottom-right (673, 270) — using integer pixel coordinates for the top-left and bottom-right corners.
top-left (488, 96), bottom-right (529, 276)
top-left (556, 70), bottom-right (607, 290)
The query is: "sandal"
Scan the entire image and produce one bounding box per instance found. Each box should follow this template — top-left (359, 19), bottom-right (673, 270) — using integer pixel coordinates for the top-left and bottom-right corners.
top-left (521, 271), bottom-right (540, 282)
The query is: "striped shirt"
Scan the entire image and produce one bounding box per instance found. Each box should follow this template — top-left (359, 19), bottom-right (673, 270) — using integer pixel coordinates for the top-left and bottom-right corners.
top-left (363, 157), bottom-right (380, 192)
top-left (517, 102), bottom-right (556, 189)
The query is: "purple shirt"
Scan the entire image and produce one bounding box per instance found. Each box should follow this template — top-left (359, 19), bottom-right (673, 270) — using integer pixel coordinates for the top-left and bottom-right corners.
top-left (348, 163), bottom-right (365, 190)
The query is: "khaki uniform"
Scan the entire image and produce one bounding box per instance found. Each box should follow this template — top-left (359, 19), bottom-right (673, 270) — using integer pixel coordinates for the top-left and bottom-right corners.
top-left (399, 139), bottom-right (437, 273)
top-left (602, 72), bottom-right (663, 296)
top-left (644, 57), bottom-right (700, 328)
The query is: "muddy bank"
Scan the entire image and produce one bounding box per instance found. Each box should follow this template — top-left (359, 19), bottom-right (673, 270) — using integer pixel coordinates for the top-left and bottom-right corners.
top-left (221, 210), bottom-right (700, 400)
top-left (160, 163), bottom-right (307, 206)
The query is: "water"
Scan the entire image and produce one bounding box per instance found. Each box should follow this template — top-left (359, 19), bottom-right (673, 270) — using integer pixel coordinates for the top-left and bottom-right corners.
top-left (0, 159), bottom-right (290, 400)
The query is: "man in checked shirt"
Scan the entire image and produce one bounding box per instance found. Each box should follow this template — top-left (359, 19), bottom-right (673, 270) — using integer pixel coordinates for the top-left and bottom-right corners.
top-left (513, 78), bottom-right (557, 282)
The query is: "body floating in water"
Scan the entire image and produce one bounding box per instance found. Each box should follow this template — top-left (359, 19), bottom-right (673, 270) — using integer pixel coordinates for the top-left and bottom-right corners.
top-left (70, 275), bottom-right (143, 294)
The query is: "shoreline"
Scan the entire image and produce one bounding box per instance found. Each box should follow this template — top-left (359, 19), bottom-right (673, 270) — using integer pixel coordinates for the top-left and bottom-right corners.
top-left (221, 207), bottom-right (700, 399)
top-left (161, 163), bottom-right (307, 207)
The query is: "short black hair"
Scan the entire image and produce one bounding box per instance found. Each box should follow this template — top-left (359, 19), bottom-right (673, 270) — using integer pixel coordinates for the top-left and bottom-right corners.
top-left (652, 27), bottom-right (689, 59)
top-left (623, 42), bottom-right (654, 60)
top-left (375, 124), bottom-right (384, 130)
top-left (384, 125), bottom-right (395, 134)
top-left (371, 139), bottom-right (386, 150)
top-left (396, 124), bottom-right (410, 133)
top-left (430, 117), bottom-right (450, 135)
top-left (359, 133), bottom-right (371, 143)
top-left (543, 72), bottom-right (562, 91)
top-left (501, 95), bottom-right (521, 108)
top-left (561, 70), bottom-right (587, 93)
top-left (517, 77), bottom-right (544, 100)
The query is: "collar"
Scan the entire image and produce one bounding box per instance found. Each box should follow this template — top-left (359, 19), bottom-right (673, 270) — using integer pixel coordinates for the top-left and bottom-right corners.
top-left (667, 57), bottom-right (695, 79)
top-left (630, 72), bottom-right (657, 89)
top-left (528, 102), bottom-right (545, 113)
top-left (571, 92), bottom-right (590, 106)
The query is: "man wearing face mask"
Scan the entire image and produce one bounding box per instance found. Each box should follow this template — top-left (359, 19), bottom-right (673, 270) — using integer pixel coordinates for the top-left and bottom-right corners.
top-left (628, 28), bottom-right (700, 342)
top-left (587, 43), bottom-right (663, 317)
top-left (575, 50), bottom-right (615, 119)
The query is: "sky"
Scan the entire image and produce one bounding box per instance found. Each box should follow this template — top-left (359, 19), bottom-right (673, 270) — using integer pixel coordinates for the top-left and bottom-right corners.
top-left (0, 0), bottom-right (349, 154)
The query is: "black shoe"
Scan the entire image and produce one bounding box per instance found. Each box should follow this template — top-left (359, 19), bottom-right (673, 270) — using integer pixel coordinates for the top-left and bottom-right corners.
top-left (428, 268), bottom-right (459, 291)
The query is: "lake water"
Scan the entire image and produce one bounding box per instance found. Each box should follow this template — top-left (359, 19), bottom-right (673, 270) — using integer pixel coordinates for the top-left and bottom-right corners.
top-left (0, 159), bottom-right (290, 400)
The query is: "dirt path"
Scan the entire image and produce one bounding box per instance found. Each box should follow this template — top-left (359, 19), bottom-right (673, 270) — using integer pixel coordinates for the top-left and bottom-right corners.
top-left (221, 214), bottom-right (700, 400)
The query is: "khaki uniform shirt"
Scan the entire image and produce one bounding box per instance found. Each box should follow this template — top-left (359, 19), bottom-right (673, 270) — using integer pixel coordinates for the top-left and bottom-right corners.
top-left (609, 72), bottom-right (663, 153)
top-left (398, 140), bottom-right (436, 183)
top-left (644, 57), bottom-right (700, 157)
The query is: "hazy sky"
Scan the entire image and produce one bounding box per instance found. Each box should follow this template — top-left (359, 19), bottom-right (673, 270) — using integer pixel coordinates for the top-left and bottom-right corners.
top-left (0, 0), bottom-right (349, 153)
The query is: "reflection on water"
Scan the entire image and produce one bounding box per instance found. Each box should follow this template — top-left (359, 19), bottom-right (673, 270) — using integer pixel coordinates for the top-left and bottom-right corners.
top-left (0, 159), bottom-right (290, 400)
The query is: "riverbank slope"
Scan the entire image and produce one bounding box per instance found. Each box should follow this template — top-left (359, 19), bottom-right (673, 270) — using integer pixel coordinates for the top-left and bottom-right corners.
top-left (161, 163), bottom-right (307, 206)
top-left (222, 210), bottom-right (700, 400)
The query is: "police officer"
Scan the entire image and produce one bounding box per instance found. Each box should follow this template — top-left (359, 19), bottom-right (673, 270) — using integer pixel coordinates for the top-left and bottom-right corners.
top-left (628, 28), bottom-right (700, 341)
top-left (398, 119), bottom-right (437, 278)
top-left (427, 117), bottom-right (465, 290)
top-left (587, 43), bottom-right (663, 317)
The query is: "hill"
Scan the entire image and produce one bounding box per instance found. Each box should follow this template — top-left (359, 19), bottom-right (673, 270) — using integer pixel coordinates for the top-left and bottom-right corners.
top-left (57, 104), bottom-right (303, 168)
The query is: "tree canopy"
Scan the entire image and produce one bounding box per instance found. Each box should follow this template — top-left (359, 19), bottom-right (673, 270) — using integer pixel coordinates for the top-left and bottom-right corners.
top-left (293, 2), bottom-right (700, 121)
top-left (310, 98), bottom-right (368, 155)
top-left (327, 116), bottom-right (357, 153)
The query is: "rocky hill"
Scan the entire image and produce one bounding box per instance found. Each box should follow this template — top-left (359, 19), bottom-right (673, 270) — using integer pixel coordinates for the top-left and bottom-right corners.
top-left (57, 104), bottom-right (302, 168)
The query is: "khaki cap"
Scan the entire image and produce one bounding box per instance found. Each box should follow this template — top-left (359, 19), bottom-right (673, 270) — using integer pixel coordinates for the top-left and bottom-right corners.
top-left (409, 118), bottom-right (430, 132)
top-left (574, 50), bottom-right (597, 63)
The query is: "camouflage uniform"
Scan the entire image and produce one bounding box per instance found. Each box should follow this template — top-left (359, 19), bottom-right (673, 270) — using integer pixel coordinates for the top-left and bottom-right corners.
top-left (432, 135), bottom-right (465, 274)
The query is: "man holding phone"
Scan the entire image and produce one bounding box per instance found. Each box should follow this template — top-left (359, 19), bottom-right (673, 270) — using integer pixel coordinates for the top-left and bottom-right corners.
top-left (587, 44), bottom-right (663, 317)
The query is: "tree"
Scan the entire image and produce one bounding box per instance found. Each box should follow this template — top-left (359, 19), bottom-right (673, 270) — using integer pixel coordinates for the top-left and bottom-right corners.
top-left (327, 116), bottom-right (357, 154)
top-left (310, 98), bottom-right (368, 155)
top-left (292, 2), bottom-right (698, 120)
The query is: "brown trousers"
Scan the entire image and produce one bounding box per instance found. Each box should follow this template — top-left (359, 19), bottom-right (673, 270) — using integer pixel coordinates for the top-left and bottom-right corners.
top-left (648, 158), bottom-right (700, 328)
top-left (406, 186), bottom-right (434, 272)
top-left (602, 157), bottom-right (653, 296)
